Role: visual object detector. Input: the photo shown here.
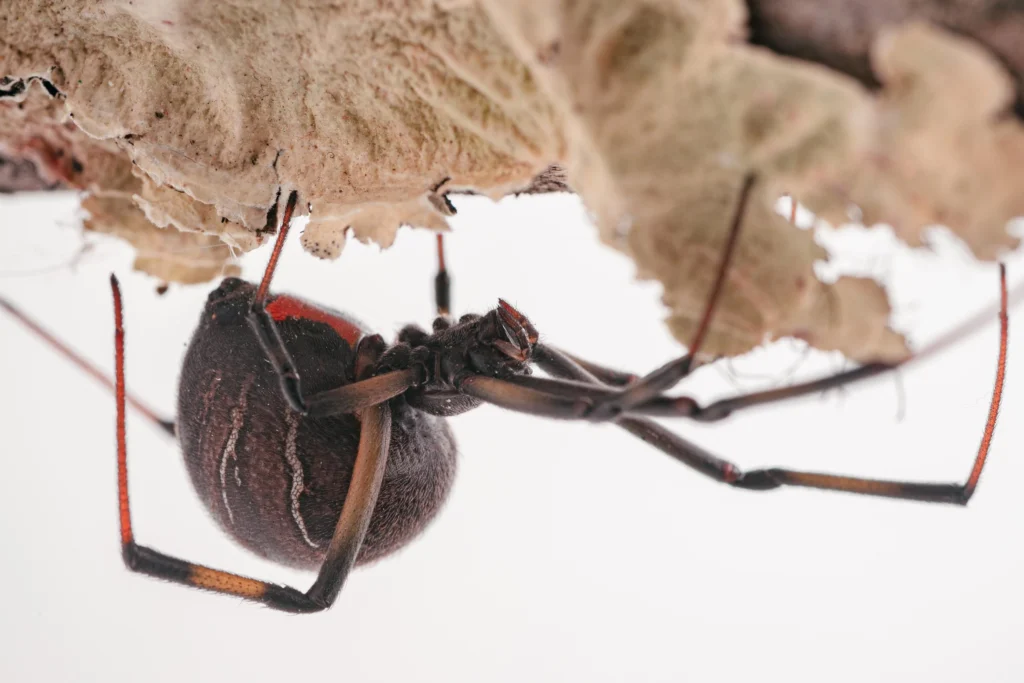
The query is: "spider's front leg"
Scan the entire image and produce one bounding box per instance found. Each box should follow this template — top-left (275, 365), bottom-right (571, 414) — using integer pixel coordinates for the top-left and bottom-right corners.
top-left (576, 173), bottom-right (756, 420)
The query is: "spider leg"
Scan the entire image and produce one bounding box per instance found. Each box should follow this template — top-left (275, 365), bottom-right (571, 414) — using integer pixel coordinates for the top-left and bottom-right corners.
top-left (461, 371), bottom-right (653, 419)
top-left (549, 348), bottom-right (638, 387)
top-left (459, 368), bottom-right (899, 426)
top-left (301, 368), bottom-right (421, 417)
top-left (581, 174), bottom-right (755, 420)
top-left (435, 233), bottom-right (451, 318)
top-left (111, 274), bottom-right (391, 612)
top-left (532, 346), bottom-right (758, 482)
top-left (427, 174), bottom-right (457, 318)
top-left (252, 190), bottom-right (298, 304)
top-left (248, 296), bottom-right (420, 416)
top-left (249, 300), bottom-right (420, 415)
top-left (633, 361), bottom-right (892, 422)
top-left (244, 190), bottom-right (421, 415)
top-left (467, 305), bottom-right (1006, 505)
top-left (0, 295), bottom-right (175, 436)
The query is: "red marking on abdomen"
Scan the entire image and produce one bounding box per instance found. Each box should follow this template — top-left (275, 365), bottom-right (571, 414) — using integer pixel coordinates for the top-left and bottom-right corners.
top-left (266, 296), bottom-right (365, 346)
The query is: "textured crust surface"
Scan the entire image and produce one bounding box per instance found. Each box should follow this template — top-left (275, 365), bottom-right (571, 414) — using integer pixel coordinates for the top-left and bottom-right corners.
top-left (2, 1), bottom-right (1021, 360)
top-left (747, 0), bottom-right (1024, 115)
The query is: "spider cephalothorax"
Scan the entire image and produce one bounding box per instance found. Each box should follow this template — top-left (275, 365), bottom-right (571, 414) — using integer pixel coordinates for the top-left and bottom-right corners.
top-left (381, 300), bottom-right (538, 416)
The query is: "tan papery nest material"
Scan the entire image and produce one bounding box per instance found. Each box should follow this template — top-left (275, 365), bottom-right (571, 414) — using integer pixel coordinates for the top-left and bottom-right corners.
top-left (2, 1), bottom-right (1021, 360)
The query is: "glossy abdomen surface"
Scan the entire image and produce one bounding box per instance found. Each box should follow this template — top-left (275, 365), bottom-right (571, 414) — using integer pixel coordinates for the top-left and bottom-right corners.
top-left (177, 278), bottom-right (456, 569)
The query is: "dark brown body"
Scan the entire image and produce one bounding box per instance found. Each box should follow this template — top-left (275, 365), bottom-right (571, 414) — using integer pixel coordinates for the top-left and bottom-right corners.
top-left (177, 278), bottom-right (457, 569)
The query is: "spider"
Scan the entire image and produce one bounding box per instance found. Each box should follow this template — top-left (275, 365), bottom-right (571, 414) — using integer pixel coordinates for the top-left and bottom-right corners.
top-left (0, 174), bottom-right (1009, 613)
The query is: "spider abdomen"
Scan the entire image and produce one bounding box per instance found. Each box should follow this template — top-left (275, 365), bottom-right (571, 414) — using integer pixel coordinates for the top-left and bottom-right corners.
top-left (176, 278), bottom-right (457, 569)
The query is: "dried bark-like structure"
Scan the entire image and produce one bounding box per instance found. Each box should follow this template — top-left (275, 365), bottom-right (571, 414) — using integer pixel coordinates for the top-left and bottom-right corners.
top-left (1, 1), bottom-right (1021, 360)
top-left (748, 0), bottom-right (1024, 115)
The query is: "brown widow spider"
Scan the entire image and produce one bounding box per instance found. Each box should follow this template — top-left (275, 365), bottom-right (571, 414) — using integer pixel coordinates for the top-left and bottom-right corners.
top-left (0, 173), bottom-right (1009, 613)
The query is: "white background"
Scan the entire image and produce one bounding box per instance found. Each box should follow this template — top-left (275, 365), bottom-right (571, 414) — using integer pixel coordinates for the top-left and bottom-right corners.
top-left (1, 189), bottom-right (1023, 682)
